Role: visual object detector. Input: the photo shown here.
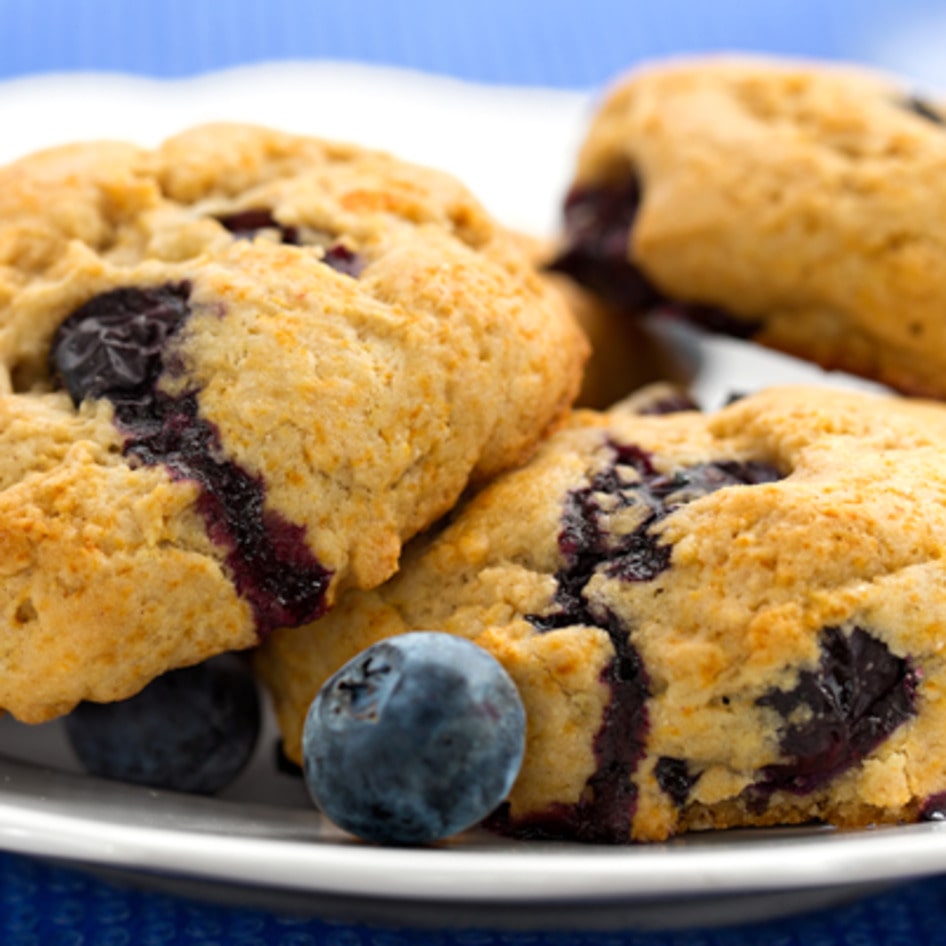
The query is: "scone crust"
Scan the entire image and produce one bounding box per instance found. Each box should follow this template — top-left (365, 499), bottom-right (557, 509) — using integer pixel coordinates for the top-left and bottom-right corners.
top-left (570, 55), bottom-right (946, 398)
top-left (0, 123), bottom-right (587, 721)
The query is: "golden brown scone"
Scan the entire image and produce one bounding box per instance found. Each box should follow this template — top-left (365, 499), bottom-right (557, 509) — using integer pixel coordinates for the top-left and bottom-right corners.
top-left (0, 122), bottom-right (587, 722)
top-left (550, 55), bottom-right (946, 398)
top-left (509, 232), bottom-right (689, 409)
top-left (257, 385), bottom-right (946, 842)
top-left (546, 269), bottom-right (690, 409)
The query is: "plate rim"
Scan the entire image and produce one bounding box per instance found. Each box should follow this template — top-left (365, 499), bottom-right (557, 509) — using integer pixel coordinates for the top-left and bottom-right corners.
top-left (2, 753), bottom-right (946, 906)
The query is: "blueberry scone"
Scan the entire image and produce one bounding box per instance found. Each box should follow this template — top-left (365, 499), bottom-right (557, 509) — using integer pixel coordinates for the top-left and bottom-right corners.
top-left (511, 232), bottom-right (690, 409)
top-left (0, 123), bottom-right (588, 722)
top-left (257, 385), bottom-right (946, 842)
top-left (551, 56), bottom-right (946, 399)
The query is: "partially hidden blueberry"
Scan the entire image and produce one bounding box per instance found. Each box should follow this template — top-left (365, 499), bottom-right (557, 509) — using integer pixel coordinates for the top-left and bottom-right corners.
top-left (302, 631), bottom-right (526, 846)
top-left (64, 655), bottom-right (261, 795)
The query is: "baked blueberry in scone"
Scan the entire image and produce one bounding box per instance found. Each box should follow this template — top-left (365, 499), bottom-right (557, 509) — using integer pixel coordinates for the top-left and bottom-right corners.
top-left (0, 123), bottom-right (587, 722)
top-left (550, 56), bottom-right (946, 399)
top-left (257, 385), bottom-right (946, 842)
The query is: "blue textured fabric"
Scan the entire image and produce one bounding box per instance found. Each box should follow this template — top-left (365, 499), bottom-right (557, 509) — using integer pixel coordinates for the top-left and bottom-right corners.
top-left (0, 0), bottom-right (939, 88)
top-left (3, 0), bottom-right (946, 942)
top-left (1, 850), bottom-right (946, 945)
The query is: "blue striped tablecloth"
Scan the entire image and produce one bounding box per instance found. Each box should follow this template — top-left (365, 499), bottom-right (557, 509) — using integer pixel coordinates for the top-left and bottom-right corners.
top-left (2, 0), bottom-right (945, 89)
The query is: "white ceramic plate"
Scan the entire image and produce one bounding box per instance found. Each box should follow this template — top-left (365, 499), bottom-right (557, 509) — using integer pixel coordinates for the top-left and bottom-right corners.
top-left (0, 62), bottom-right (941, 932)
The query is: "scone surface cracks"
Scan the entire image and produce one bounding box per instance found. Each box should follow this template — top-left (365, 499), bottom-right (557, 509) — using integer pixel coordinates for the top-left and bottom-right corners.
top-left (0, 123), bottom-right (587, 721)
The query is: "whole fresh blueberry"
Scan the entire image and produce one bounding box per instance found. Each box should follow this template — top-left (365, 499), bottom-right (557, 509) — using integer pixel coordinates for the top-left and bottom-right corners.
top-left (64, 655), bottom-right (261, 795)
top-left (302, 632), bottom-right (526, 845)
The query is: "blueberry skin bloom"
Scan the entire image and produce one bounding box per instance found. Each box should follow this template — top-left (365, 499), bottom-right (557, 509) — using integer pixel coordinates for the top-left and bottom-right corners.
top-left (64, 656), bottom-right (261, 795)
top-left (303, 632), bottom-right (526, 846)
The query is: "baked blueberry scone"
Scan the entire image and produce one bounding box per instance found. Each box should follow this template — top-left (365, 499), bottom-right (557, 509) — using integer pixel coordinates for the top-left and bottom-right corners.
top-left (257, 385), bottom-right (946, 842)
top-left (509, 232), bottom-right (691, 410)
top-left (0, 123), bottom-right (587, 722)
top-left (550, 56), bottom-right (946, 399)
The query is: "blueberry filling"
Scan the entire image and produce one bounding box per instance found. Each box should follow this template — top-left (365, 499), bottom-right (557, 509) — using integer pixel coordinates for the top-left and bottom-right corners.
top-left (902, 96), bottom-right (945, 126)
top-left (509, 445), bottom-right (782, 840)
top-left (665, 302), bottom-right (763, 340)
top-left (321, 244), bottom-right (364, 278)
top-left (549, 181), bottom-right (762, 338)
top-left (216, 208), bottom-right (301, 245)
top-left (920, 793), bottom-right (946, 821)
top-left (486, 606), bottom-right (647, 844)
top-left (216, 208), bottom-right (364, 276)
top-left (753, 626), bottom-right (918, 800)
top-left (579, 617), bottom-right (650, 842)
top-left (50, 283), bottom-right (192, 409)
top-left (549, 181), bottom-right (663, 311)
top-left (655, 756), bottom-right (700, 807)
top-left (49, 285), bottom-right (333, 636)
top-left (581, 448), bottom-right (781, 587)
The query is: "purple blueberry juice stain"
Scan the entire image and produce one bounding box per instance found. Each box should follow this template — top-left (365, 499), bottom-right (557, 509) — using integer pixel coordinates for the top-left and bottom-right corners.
top-left (216, 208), bottom-right (302, 245)
top-left (320, 243), bottom-right (364, 278)
top-left (655, 756), bottom-right (700, 807)
top-left (49, 284), bottom-right (332, 636)
top-left (549, 179), bottom-right (762, 338)
top-left (549, 180), bottom-right (663, 312)
top-left (216, 207), bottom-right (364, 276)
top-left (582, 612), bottom-right (651, 841)
top-left (902, 96), bottom-right (945, 126)
top-left (508, 442), bottom-right (782, 841)
top-left (599, 449), bottom-right (782, 584)
top-left (663, 301), bottom-right (763, 340)
top-left (484, 608), bottom-right (649, 845)
top-left (920, 793), bottom-right (946, 821)
top-left (752, 626), bottom-right (918, 801)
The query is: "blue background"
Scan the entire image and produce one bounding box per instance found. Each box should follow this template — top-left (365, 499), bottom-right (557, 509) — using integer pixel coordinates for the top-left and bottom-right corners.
top-left (3, 0), bottom-right (946, 943)
top-left (1, 0), bottom-right (945, 90)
